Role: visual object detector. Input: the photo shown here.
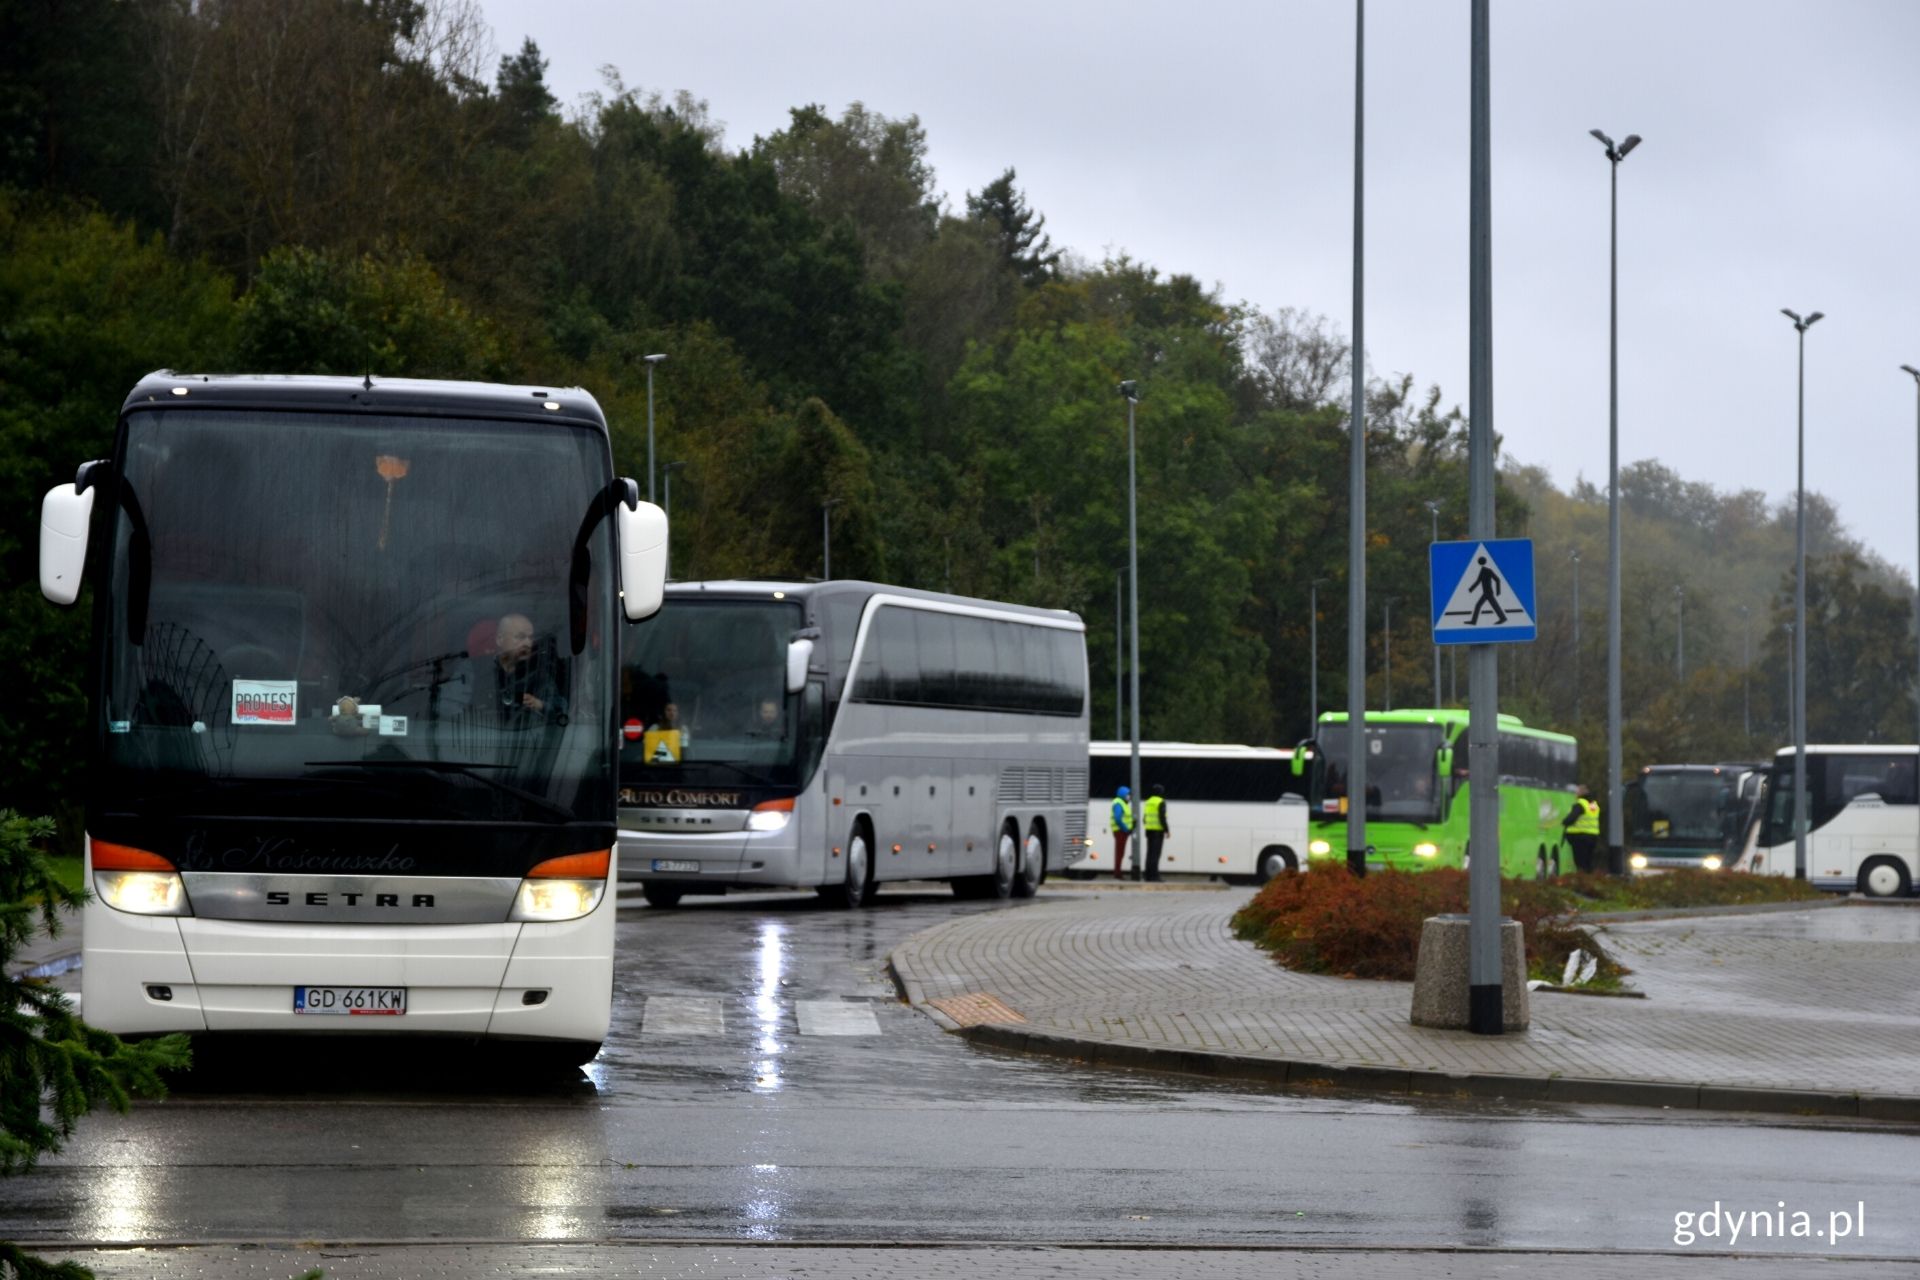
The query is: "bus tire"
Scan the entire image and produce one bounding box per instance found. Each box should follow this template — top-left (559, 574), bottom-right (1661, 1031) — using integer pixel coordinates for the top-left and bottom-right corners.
top-left (524, 1039), bottom-right (603, 1071)
top-left (954, 823), bottom-right (1019, 900)
top-left (1858, 856), bottom-right (1912, 899)
top-left (641, 883), bottom-right (684, 909)
top-left (1013, 826), bottom-right (1045, 898)
top-left (1254, 846), bottom-right (1297, 884)
top-left (1535, 847), bottom-right (1548, 881)
top-left (821, 824), bottom-right (875, 908)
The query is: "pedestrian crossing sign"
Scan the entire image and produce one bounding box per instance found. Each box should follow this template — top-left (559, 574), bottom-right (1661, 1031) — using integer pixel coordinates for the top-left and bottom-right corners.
top-left (1429, 538), bottom-right (1536, 645)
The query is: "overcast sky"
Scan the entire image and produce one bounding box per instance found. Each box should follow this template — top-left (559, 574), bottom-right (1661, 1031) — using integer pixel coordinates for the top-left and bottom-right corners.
top-left (481, 0), bottom-right (1920, 579)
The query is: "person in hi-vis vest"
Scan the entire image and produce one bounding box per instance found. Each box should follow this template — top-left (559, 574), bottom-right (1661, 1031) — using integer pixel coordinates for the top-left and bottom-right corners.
top-left (1142, 785), bottom-right (1171, 882)
top-left (1564, 784), bottom-right (1600, 873)
top-left (1109, 786), bottom-right (1134, 880)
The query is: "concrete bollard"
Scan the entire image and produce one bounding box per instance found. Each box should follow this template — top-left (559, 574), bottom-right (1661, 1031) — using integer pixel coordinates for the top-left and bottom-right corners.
top-left (1409, 913), bottom-right (1530, 1031)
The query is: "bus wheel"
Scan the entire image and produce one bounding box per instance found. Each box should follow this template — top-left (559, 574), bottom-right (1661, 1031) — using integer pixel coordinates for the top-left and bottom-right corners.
top-left (1255, 847), bottom-right (1296, 884)
top-left (1535, 848), bottom-right (1548, 881)
top-left (1858, 856), bottom-right (1912, 899)
top-left (641, 883), bottom-right (683, 909)
top-left (821, 826), bottom-right (874, 908)
top-left (1013, 828), bottom-right (1045, 898)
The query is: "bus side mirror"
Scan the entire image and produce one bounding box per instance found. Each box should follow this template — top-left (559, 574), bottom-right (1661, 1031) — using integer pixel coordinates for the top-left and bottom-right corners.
top-left (40, 482), bottom-right (96, 605)
top-left (1436, 747), bottom-right (1454, 777)
top-left (616, 492), bottom-right (668, 621)
top-left (1290, 753), bottom-right (1305, 777)
top-left (786, 637), bottom-right (814, 695)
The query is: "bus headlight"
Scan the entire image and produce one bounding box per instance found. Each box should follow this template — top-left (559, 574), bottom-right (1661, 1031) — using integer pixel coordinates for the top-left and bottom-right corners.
top-left (95, 870), bottom-right (188, 915)
top-left (1309, 839), bottom-right (1332, 858)
top-left (510, 850), bottom-right (610, 922)
top-left (511, 878), bottom-right (606, 921)
top-left (1702, 855), bottom-right (1723, 871)
top-left (91, 840), bottom-right (189, 916)
top-left (747, 797), bottom-right (794, 832)
top-left (1629, 852), bottom-right (1648, 870)
top-left (1413, 842), bottom-right (1439, 859)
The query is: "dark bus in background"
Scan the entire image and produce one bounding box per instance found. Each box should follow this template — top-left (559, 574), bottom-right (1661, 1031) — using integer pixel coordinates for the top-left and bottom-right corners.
top-left (1623, 763), bottom-right (1766, 872)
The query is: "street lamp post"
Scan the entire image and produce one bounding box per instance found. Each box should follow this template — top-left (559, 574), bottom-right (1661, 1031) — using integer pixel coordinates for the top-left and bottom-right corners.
top-left (662, 461), bottom-right (686, 579)
top-left (1426, 500), bottom-right (1443, 706)
top-left (821, 498), bottom-right (842, 580)
top-left (1115, 568), bottom-right (1125, 741)
top-left (1903, 364), bottom-right (1920, 859)
top-left (1738, 604), bottom-right (1752, 740)
top-left (1674, 584), bottom-right (1684, 680)
top-left (1783, 308), bottom-right (1824, 880)
top-left (1346, 0), bottom-right (1368, 880)
top-left (1120, 381), bottom-right (1144, 874)
top-left (1590, 126), bottom-right (1641, 877)
top-left (1569, 548), bottom-right (1581, 720)
top-left (641, 353), bottom-right (667, 503)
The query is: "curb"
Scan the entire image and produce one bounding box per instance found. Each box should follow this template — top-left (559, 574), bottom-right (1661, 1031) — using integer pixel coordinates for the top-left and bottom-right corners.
top-left (937, 1012), bottom-right (1920, 1121)
top-left (1578, 897), bottom-right (1851, 924)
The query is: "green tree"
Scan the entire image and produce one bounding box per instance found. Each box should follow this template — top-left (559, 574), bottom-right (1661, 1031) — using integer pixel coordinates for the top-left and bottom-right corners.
top-left (965, 167), bottom-right (1059, 286)
top-left (235, 245), bottom-right (505, 379)
top-left (1, 811), bottom-right (190, 1280)
top-left (756, 102), bottom-right (940, 280)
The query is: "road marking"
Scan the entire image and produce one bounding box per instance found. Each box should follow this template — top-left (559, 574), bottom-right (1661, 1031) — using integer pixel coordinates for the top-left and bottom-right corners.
top-left (794, 1000), bottom-right (882, 1036)
top-left (643, 996), bottom-right (724, 1035)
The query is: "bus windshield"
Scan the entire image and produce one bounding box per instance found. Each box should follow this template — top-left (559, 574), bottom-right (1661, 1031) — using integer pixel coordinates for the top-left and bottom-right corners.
top-left (620, 598), bottom-right (818, 789)
top-left (1315, 724), bottom-right (1444, 822)
top-left (99, 409), bottom-right (617, 825)
top-left (1627, 772), bottom-right (1739, 849)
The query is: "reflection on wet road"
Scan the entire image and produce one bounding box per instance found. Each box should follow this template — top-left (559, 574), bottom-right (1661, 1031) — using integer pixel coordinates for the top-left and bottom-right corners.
top-left (10, 886), bottom-right (1919, 1255)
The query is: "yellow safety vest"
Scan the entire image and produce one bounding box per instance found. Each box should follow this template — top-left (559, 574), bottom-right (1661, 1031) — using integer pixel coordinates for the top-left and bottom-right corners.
top-left (1570, 797), bottom-right (1600, 836)
top-left (1143, 796), bottom-right (1167, 832)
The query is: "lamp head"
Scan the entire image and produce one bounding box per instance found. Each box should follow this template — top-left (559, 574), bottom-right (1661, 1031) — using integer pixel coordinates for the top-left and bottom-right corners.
top-left (1617, 134), bottom-right (1642, 158)
top-left (1781, 308), bottom-right (1802, 324)
top-left (643, 353), bottom-right (668, 365)
top-left (1117, 379), bottom-right (1138, 400)
top-left (1901, 364), bottom-right (1920, 379)
top-left (1589, 128), bottom-right (1614, 149)
top-left (1805, 311), bottom-right (1824, 326)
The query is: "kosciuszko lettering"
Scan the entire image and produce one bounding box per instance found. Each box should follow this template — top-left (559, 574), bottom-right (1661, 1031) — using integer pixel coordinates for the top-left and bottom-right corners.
top-left (178, 831), bottom-right (418, 874)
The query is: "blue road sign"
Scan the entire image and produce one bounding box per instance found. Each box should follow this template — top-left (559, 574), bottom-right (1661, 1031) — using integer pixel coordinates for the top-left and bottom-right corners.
top-left (1430, 538), bottom-right (1536, 645)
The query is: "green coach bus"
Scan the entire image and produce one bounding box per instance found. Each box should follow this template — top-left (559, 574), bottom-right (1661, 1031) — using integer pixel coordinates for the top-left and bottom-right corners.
top-left (1299, 709), bottom-right (1579, 878)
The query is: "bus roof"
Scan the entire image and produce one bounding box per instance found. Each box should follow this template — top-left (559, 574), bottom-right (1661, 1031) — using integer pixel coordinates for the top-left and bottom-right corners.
top-left (663, 579), bottom-right (1082, 626)
top-left (1316, 708), bottom-right (1574, 743)
top-left (1636, 762), bottom-right (1767, 776)
top-left (1770, 744), bottom-right (1919, 757)
top-left (122, 371), bottom-right (610, 430)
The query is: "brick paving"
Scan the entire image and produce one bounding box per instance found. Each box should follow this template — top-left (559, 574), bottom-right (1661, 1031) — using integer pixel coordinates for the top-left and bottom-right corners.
top-left (890, 889), bottom-right (1920, 1114)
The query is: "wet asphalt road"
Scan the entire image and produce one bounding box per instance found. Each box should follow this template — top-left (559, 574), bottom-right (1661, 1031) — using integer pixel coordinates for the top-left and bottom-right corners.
top-left (9, 886), bottom-right (1919, 1256)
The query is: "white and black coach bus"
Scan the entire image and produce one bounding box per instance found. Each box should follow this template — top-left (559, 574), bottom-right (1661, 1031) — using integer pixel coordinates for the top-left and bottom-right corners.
top-left (38, 372), bottom-right (667, 1065)
top-left (618, 581), bottom-right (1089, 906)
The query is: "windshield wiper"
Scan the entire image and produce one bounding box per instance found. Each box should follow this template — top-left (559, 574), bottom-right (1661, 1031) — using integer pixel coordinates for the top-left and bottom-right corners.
top-left (307, 758), bottom-right (576, 823)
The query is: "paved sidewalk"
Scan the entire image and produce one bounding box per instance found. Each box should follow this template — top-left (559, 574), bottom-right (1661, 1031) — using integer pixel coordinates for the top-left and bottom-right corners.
top-left (890, 888), bottom-right (1920, 1120)
top-left (30, 1242), bottom-right (1920, 1279)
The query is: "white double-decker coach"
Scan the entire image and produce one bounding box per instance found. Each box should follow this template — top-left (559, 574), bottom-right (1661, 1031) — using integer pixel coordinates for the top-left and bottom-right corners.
top-left (618, 581), bottom-right (1089, 906)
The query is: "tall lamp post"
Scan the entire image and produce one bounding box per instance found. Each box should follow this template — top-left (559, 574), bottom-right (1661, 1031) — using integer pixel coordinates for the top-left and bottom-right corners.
top-left (641, 353), bottom-right (667, 503)
top-left (1590, 126), bottom-right (1641, 877)
top-left (1310, 578), bottom-right (1328, 729)
top-left (1903, 364), bottom-right (1920, 853)
top-left (1738, 603), bottom-right (1752, 740)
top-left (1114, 567), bottom-right (1125, 741)
top-left (1569, 548), bottom-right (1582, 719)
top-left (1674, 584), bottom-right (1685, 680)
top-left (821, 498), bottom-right (842, 580)
top-left (662, 461), bottom-right (686, 579)
top-left (1345, 0), bottom-right (1368, 879)
top-left (1119, 381), bottom-right (1145, 871)
top-left (1425, 501), bottom-right (1443, 706)
top-left (1783, 307), bottom-right (1824, 880)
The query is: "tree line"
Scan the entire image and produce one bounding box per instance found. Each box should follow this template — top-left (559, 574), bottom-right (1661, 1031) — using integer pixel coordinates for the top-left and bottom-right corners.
top-left (3, 0), bottom-right (1912, 844)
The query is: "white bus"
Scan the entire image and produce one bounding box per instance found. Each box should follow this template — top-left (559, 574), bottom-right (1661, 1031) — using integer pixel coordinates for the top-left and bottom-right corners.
top-left (1740, 744), bottom-right (1917, 897)
top-left (39, 372), bottom-right (666, 1065)
top-left (618, 581), bottom-right (1089, 906)
top-left (1070, 742), bottom-right (1309, 884)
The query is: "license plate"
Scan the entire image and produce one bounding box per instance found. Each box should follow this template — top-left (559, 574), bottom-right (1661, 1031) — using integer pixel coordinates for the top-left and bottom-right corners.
top-left (294, 986), bottom-right (407, 1016)
top-left (651, 859), bottom-right (701, 873)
